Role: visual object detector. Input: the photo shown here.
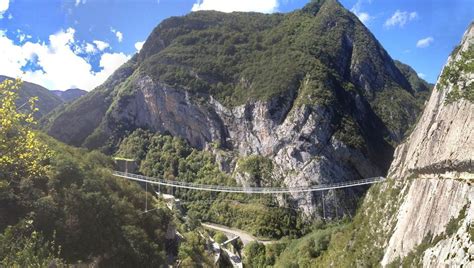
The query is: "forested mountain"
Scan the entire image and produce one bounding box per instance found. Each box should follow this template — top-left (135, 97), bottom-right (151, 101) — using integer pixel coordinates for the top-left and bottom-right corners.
top-left (45, 0), bottom-right (430, 149)
top-left (268, 21), bottom-right (474, 267)
top-left (0, 75), bottom-right (63, 118)
top-left (0, 76), bottom-right (86, 119)
top-left (1, 0), bottom-right (471, 266)
top-left (44, 0), bottom-right (430, 219)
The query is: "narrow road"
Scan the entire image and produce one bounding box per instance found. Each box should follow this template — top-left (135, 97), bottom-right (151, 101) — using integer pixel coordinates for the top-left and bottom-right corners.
top-left (202, 223), bottom-right (277, 246)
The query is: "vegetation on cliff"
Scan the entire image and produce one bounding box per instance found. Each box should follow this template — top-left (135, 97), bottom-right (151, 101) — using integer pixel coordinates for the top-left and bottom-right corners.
top-left (439, 45), bottom-right (474, 103)
top-left (244, 178), bottom-right (411, 267)
top-left (117, 129), bottom-right (309, 239)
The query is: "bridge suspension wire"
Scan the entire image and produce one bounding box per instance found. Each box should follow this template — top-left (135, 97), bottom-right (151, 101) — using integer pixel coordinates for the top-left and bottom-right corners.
top-left (145, 181), bottom-right (148, 212)
top-left (113, 171), bottom-right (386, 194)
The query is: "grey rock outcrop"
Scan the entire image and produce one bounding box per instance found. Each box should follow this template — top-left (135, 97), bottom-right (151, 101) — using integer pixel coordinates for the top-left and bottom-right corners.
top-left (44, 0), bottom-right (430, 219)
top-left (380, 23), bottom-right (474, 267)
top-left (99, 74), bottom-right (392, 217)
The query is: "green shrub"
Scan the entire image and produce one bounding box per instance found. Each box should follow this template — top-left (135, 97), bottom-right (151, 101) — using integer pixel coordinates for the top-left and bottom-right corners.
top-left (439, 45), bottom-right (474, 104)
top-left (213, 232), bottom-right (228, 244)
top-left (236, 155), bottom-right (275, 186)
top-left (243, 241), bottom-right (267, 267)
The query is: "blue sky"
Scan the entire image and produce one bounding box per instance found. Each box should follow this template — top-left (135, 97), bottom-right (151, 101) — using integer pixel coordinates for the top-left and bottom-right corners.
top-left (0, 0), bottom-right (472, 90)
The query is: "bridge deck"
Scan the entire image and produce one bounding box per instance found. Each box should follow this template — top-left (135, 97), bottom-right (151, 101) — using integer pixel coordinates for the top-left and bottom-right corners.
top-left (113, 171), bottom-right (386, 194)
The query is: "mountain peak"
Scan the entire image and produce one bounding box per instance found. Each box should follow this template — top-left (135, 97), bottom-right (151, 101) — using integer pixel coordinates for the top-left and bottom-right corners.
top-left (51, 88), bottom-right (87, 102)
top-left (45, 0), bottom-right (429, 149)
top-left (301, 0), bottom-right (329, 15)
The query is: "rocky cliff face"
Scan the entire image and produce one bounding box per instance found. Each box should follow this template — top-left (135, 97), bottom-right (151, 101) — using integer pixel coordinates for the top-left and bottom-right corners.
top-left (98, 74), bottom-right (391, 216)
top-left (44, 0), bottom-right (430, 218)
top-left (313, 22), bottom-right (473, 268)
top-left (380, 23), bottom-right (474, 266)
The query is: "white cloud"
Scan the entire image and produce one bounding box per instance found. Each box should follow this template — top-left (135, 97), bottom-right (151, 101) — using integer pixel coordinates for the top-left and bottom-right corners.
top-left (416, 37), bottom-right (434, 48)
top-left (417, 73), bottom-right (425, 79)
top-left (84, 43), bottom-right (96, 53)
top-left (0, 0), bottom-right (9, 18)
top-left (350, 0), bottom-right (372, 25)
top-left (93, 40), bottom-right (109, 51)
top-left (116, 31), bottom-right (123, 42)
top-left (111, 28), bottom-right (123, 42)
top-left (384, 10), bottom-right (418, 28)
top-left (356, 12), bottom-right (371, 24)
top-left (98, 53), bottom-right (129, 79)
top-left (16, 30), bottom-right (32, 43)
top-left (0, 27), bottom-right (130, 91)
top-left (135, 41), bottom-right (145, 52)
top-left (18, 33), bottom-right (26, 42)
top-left (74, 0), bottom-right (86, 7)
top-left (191, 0), bottom-right (279, 13)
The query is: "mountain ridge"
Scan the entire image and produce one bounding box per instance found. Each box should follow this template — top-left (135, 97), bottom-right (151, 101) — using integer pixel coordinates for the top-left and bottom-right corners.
top-left (43, 0), bottom-right (431, 217)
top-left (0, 75), bottom-right (63, 118)
top-left (308, 21), bottom-right (473, 267)
top-left (45, 0), bottom-right (430, 149)
top-left (51, 88), bottom-right (87, 102)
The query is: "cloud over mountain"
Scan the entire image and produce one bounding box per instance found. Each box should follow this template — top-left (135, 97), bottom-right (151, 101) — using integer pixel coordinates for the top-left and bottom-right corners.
top-left (0, 28), bottom-right (129, 91)
top-left (385, 10), bottom-right (418, 28)
top-left (191, 0), bottom-right (279, 13)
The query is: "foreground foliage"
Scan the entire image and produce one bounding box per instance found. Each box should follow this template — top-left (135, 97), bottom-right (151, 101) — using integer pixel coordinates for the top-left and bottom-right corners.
top-left (0, 79), bottom-right (50, 183)
top-left (0, 75), bottom-right (64, 119)
top-left (0, 79), bottom-right (191, 266)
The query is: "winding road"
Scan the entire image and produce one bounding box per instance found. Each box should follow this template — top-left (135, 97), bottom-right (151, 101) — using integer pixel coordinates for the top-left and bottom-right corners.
top-left (202, 222), bottom-right (277, 246)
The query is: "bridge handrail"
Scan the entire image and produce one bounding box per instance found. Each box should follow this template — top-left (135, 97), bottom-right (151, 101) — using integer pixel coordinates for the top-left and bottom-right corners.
top-left (112, 171), bottom-right (386, 193)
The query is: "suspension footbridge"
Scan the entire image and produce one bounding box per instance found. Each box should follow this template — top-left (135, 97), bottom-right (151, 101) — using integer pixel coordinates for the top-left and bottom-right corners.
top-left (112, 171), bottom-right (386, 194)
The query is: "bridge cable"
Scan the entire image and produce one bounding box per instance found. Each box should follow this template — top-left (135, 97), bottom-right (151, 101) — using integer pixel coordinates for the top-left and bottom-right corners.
top-left (113, 171), bottom-right (386, 194)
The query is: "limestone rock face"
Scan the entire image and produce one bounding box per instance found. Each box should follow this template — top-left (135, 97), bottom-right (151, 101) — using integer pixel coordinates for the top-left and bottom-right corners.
top-left (102, 74), bottom-right (391, 217)
top-left (44, 0), bottom-right (430, 218)
top-left (380, 23), bottom-right (474, 266)
top-left (381, 179), bottom-right (473, 266)
top-left (389, 24), bottom-right (474, 180)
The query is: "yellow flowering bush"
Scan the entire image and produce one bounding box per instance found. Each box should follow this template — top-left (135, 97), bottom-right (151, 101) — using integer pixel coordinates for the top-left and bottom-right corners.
top-left (0, 78), bottom-right (50, 182)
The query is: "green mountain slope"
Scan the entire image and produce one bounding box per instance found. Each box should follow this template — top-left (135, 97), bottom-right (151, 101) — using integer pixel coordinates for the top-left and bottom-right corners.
top-left (0, 75), bottom-right (63, 119)
top-left (0, 79), bottom-right (213, 267)
top-left (269, 22), bottom-right (474, 267)
top-left (51, 88), bottom-right (87, 102)
top-left (45, 0), bottom-right (429, 150)
top-left (43, 0), bottom-right (432, 221)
